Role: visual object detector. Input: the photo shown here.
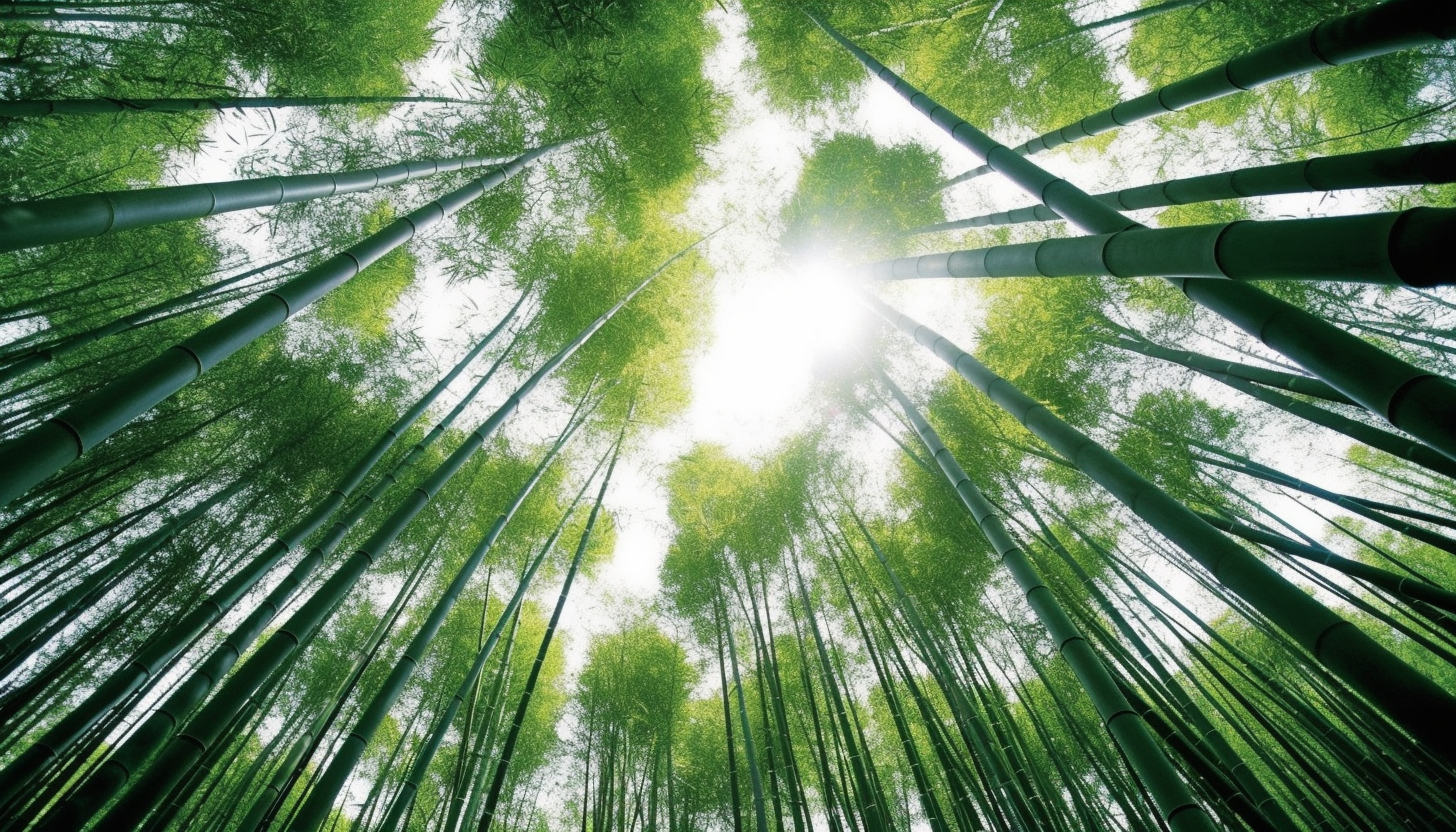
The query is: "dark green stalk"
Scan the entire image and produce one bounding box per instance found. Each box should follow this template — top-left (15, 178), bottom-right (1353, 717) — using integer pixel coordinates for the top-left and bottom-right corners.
top-left (475, 429), bottom-right (624, 832)
top-left (0, 154), bottom-right (510, 253)
top-left (1198, 511), bottom-right (1456, 615)
top-left (1108, 335), bottom-right (1356, 406)
top-left (877, 368), bottom-right (1217, 830)
top-left (869, 207), bottom-right (1452, 287)
top-left (0, 144), bottom-right (561, 508)
top-left (936, 0), bottom-right (1456, 187)
top-left (913, 139), bottom-right (1456, 232)
top-left (861, 292), bottom-right (1456, 763)
top-left (278, 391), bottom-right (603, 832)
top-left (812, 9), bottom-right (1456, 466)
top-left (0, 297), bottom-right (523, 815)
top-left (377, 437), bottom-right (614, 832)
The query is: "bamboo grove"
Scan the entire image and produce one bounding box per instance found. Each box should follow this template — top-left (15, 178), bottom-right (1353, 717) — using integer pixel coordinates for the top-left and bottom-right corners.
top-left (1, 1), bottom-right (1455, 831)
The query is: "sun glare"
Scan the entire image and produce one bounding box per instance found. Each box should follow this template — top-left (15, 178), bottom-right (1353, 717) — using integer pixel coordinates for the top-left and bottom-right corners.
top-left (684, 257), bottom-right (866, 454)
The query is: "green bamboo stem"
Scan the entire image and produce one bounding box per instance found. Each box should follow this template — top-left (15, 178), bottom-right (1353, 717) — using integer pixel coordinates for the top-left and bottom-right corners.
top-left (375, 444), bottom-right (609, 832)
top-left (869, 207), bottom-right (1452, 287)
top-left (0, 154), bottom-right (511, 253)
top-left (811, 11), bottom-right (1456, 464)
top-left (913, 140), bottom-right (1456, 234)
top-left (1108, 335), bottom-right (1357, 406)
top-left (0, 248), bottom-right (320, 386)
top-left (938, 0), bottom-right (1456, 188)
top-left (474, 429), bottom-right (624, 832)
top-left (860, 290), bottom-right (1456, 764)
top-left (91, 235), bottom-right (695, 832)
top-left (285, 399), bottom-right (604, 832)
top-left (1192, 367), bottom-right (1456, 480)
top-left (0, 94), bottom-right (481, 117)
top-left (1, 300), bottom-right (523, 823)
top-left (876, 368), bottom-right (1217, 832)
top-left (1182, 443), bottom-right (1456, 557)
top-left (0, 143), bottom-right (558, 509)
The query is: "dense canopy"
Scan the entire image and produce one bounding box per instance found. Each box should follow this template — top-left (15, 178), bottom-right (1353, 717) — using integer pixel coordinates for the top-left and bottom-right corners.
top-left (2, 2), bottom-right (1456, 832)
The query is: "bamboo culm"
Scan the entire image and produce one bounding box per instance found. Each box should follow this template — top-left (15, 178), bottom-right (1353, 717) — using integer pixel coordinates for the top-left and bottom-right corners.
top-left (912, 140), bottom-right (1456, 234)
top-left (868, 208), bottom-right (1451, 288)
top-left (89, 236), bottom-right (699, 831)
top-left (0, 144), bottom-right (561, 508)
top-left (284, 393), bottom-right (603, 832)
top-left (809, 12), bottom-right (1456, 466)
top-left (0, 154), bottom-right (512, 253)
top-left (4, 300), bottom-right (525, 826)
top-left (937, 0), bottom-right (1456, 188)
top-left (876, 369), bottom-right (1218, 832)
top-left (859, 290), bottom-right (1456, 765)
top-left (378, 441), bottom-right (615, 832)
top-left (475, 428), bottom-right (626, 832)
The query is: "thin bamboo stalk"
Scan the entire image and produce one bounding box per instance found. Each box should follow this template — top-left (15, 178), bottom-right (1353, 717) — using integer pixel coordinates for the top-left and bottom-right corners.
top-left (0, 143), bottom-right (561, 508)
top-left (859, 291), bottom-right (1456, 764)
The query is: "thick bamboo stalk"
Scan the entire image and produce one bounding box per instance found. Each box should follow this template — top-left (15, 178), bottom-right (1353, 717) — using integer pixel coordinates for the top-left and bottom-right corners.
top-left (860, 291), bottom-right (1456, 765)
top-left (0, 155), bottom-right (511, 253)
top-left (913, 140), bottom-right (1456, 234)
top-left (810, 12), bottom-right (1456, 464)
top-left (868, 208), bottom-right (1452, 287)
top-left (938, 0), bottom-right (1456, 188)
top-left (0, 300), bottom-right (522, 821)
top-left (0, 95), bottom-right (479, 117)
top-left (876, 369), bottom-right (1218, 832)
top-left (0, 144), bottom-right (558, 508)
top-left (0, 250), bottom-right (316, 387)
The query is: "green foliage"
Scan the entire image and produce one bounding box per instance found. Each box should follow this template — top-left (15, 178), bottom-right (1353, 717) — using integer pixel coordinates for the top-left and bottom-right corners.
top-left (1113, 390), bottom-right (1243, 507)
top-left (481, 0), bottom-right (723, 226)
top-left (779, 132), bottom-right (945, 262)
top-left (216, 0), bottom-right (446, 97)
top-left (976, 276), bottom-right (1120, 427)
top-left (312, 203), bottom-right (417, 340)
top-left (515, 210), bottom-right (712, 426)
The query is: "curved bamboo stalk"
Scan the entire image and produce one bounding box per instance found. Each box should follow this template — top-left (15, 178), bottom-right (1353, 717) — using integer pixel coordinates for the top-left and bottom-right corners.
top-left (0, 143), bottom-right (560, 508)
top-left (809, 11), bottom-right (1456, 466)
top-left (938, 0), bottom-right (1456, 188)
top-left (911, 140), bottom-right (1456, 234)
top-left (859, 290), bottom-right (1456, 765)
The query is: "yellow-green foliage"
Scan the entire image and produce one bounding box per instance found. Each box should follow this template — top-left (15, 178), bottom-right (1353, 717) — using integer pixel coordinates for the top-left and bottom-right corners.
top-left (779, 132), bottom-right (945, 262)
top-left (976, 276), bottom-right (1116, 426)
top-left (519, 210), bottom-right (712, 426)
top-left (218, 0), bottom-right (446, 97)
top-left (313, 203), bottom-right (416, 340)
